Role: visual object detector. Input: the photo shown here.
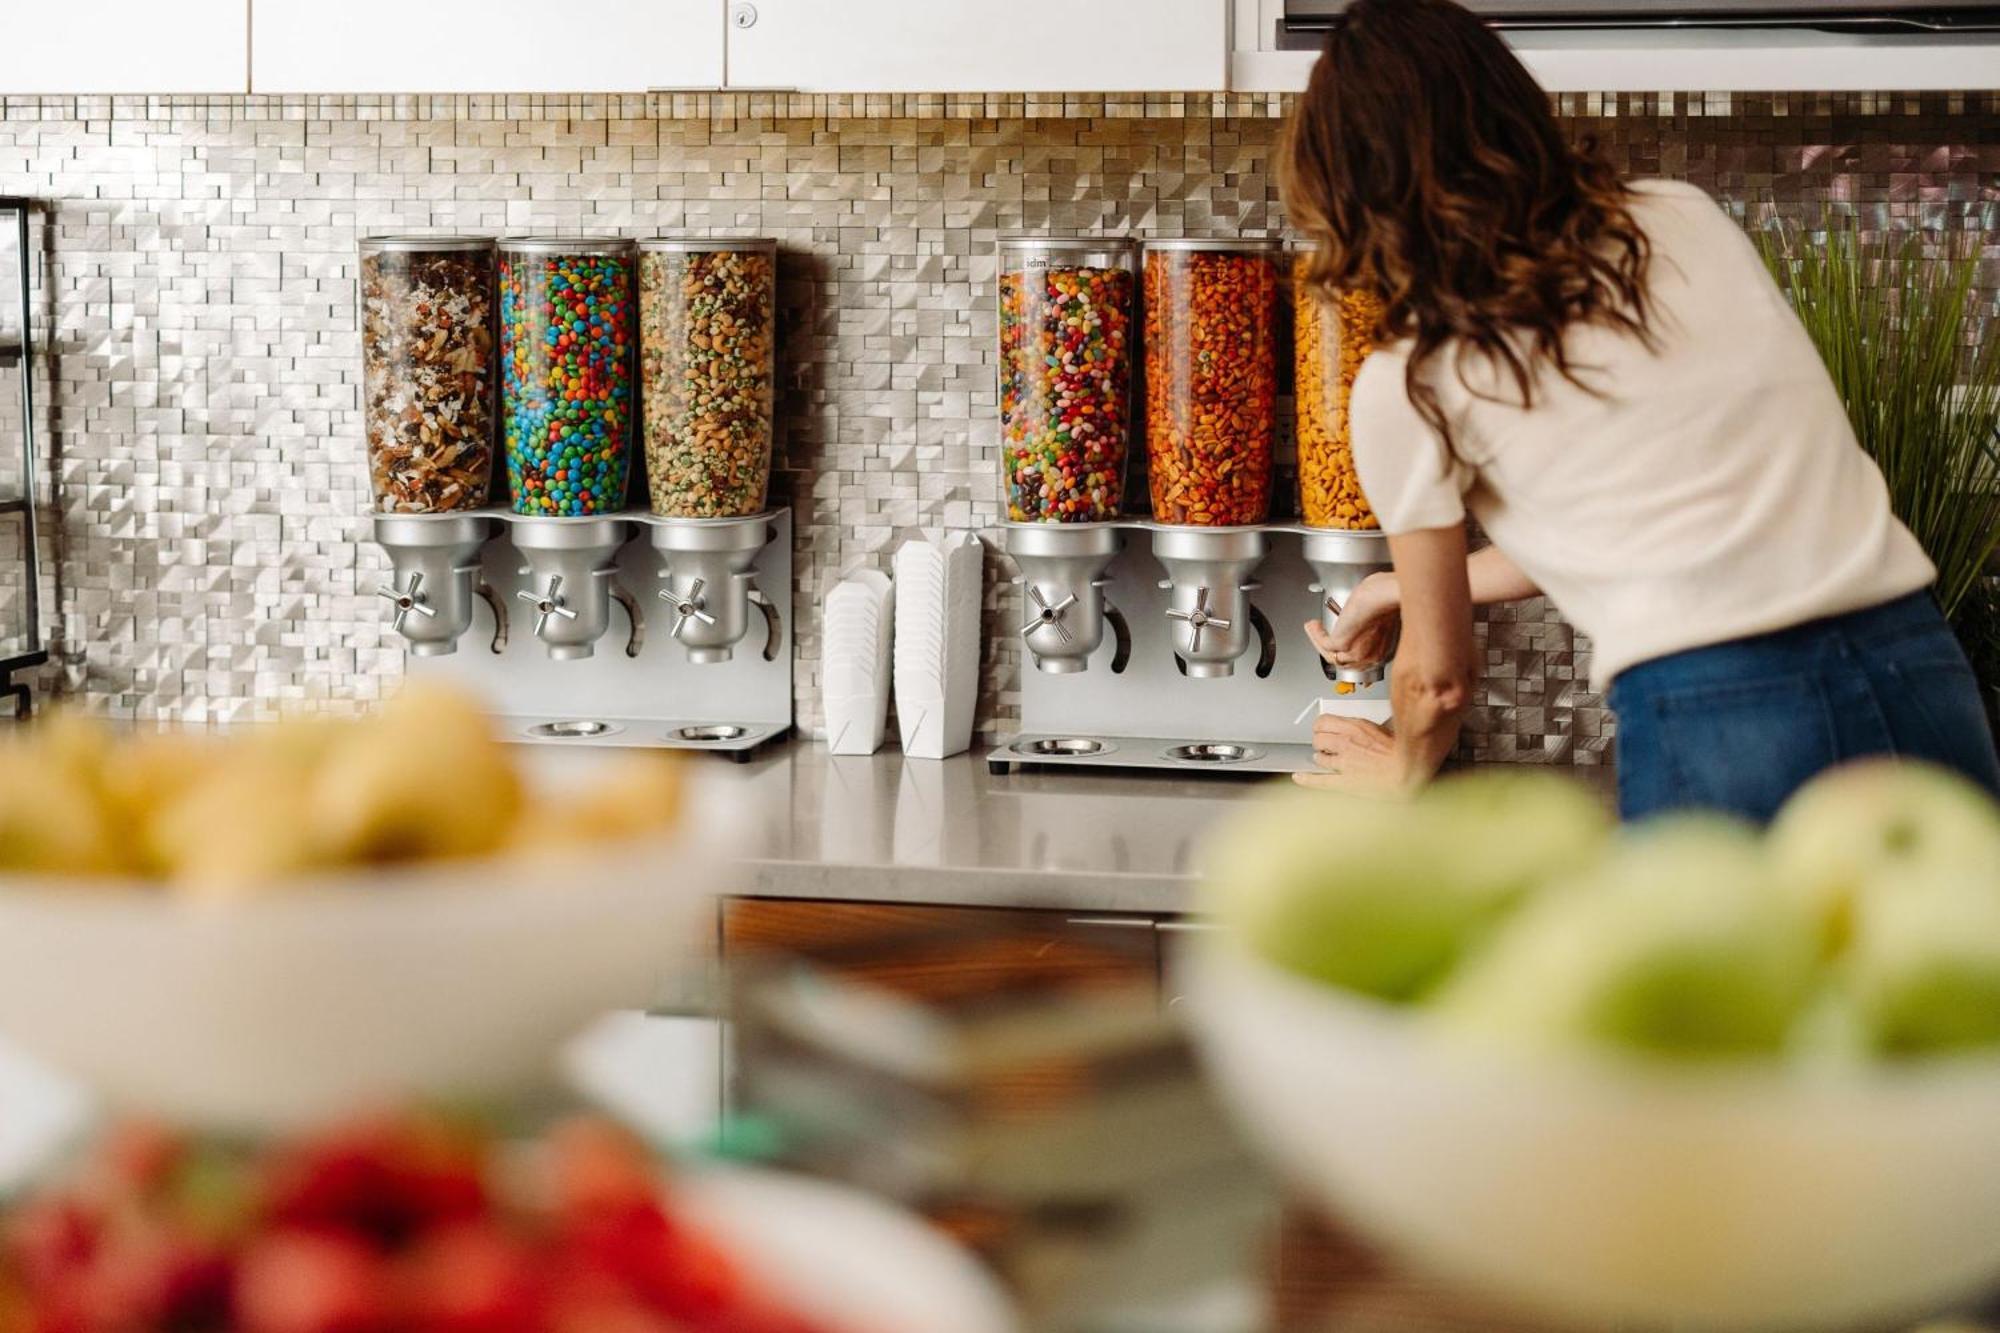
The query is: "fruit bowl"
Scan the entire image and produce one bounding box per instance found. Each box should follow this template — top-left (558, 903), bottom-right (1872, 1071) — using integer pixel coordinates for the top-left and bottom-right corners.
top-left (0, 779), bottom-right (732, 1134)
top-left (1179, 927), bottom-right (2000, 1331)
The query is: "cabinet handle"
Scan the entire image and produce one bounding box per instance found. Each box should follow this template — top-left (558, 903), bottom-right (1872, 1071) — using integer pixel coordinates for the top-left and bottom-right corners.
top-left (731, 2), bottom-right (759, 28)
top-left (1065, 915), bottom-right (1159, 930)
top-left (1155, 919), bottom-right (1220, 933)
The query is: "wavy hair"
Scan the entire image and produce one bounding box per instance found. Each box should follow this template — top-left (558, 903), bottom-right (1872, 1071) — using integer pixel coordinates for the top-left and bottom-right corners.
top-left (1282, 0), bottom-right (1654, 453)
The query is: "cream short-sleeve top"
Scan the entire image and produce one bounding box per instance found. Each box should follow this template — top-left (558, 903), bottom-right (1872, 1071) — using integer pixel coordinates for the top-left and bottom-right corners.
top-left (1348, 179), bottom-right (1935, 690)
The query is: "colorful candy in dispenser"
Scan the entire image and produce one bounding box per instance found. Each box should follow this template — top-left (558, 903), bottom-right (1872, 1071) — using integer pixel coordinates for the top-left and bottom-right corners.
top-left (997, 237), bottom-right (1137, 523)
top-left (359, 237), bottom-right (497, 514)
top-left (498, 237), bottom-right (635, 517)
top-left (1295, 260), bottom-right (1386, 531)
top-left (1142, 240), bottom-right (1283, 527)
top-left (639, 239), bottom-right (778, 519)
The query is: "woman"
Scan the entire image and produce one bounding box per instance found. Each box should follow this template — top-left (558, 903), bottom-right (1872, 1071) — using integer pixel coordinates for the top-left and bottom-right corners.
top-left (1285, 0), bottom-right (2000, 820)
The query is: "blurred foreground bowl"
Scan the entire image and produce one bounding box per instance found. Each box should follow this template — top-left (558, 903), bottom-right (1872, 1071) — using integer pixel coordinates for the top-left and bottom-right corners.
top-left (1181, 928), bottom-right (2000, 1331)
top-left (0, 781), bottom-right (731, 1133)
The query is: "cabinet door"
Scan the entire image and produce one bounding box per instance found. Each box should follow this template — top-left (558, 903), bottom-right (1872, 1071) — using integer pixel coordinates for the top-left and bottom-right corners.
top-left (0, 1), bottom-right (248, 93)
top-left (725, 0), bottom-right (1228, 92)
top-left (251, 0), bottom-right (725, 93)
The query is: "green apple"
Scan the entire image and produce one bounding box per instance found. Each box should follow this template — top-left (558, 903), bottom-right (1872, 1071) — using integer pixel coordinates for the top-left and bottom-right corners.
top-left (1769, 760), bottom-right (2000, 952)
top-left (1416, 768), bottom-right (1612, 904)
top-left (1847, 868), bottom-right (2000, 1057)
top-left (1206, 772), bottom-right (1611, 1003)
top-left (1428, 815), bottom-right (1821, 1059)
top-left (1203, 786), bottom-right (1495, 1002)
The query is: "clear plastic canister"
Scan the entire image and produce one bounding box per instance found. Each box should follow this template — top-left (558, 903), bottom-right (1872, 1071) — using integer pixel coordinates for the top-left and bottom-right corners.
top-left (996, 235), bottom-right (1137, 523)
top-left (498, 236), bottom-right (636, 517)
top-left (638, 238), bottom-right (778, 519)
top-left (359, 236), bottom-right (497, 514)
top-left (1295, 258), bottom-right (1386, 531)
top-left (1142, 238), bottom-right (1284, 527)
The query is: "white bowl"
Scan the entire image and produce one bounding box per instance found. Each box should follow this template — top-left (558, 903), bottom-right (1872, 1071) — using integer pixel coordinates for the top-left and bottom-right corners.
top-left (678, 1164), bottom-right (1018, 1333)
top-left (1180, 929), bottom-right (2000, 1331)
top-left (0, 785), bottom-right (731, 1134)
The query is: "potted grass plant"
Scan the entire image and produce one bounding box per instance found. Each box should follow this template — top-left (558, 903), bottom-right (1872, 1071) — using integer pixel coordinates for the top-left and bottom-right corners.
top-left (1758, 222), bottom-right (2000, 729)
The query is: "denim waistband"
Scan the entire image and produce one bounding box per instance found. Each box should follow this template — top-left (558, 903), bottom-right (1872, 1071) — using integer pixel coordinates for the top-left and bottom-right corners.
top-left (1611, 589), bottom-right (1944, 694)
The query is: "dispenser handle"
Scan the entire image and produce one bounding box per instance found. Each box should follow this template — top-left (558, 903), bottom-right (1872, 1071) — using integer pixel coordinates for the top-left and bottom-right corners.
top-left (1103, 598), bottom-right (1132, 676)
top-left (659, 576), bottom-right (719, 641)
top-left (376, 572), bottom-right (440, 633)
top-left (474, 581), bottom-right (509, 655)
top-left (518, 574), bottom-right (579, 638)
top-left (748, 586), bottom-right (784, 663)
top-left (609, 579), bottom-right (646, 659)
top-left (1165, 586), bottom-right (1231, 654)
top-left (1249, 603), bottom-right (1278, 680)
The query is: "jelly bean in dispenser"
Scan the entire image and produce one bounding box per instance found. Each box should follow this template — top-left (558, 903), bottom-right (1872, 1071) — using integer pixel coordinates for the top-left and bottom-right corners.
top-left (1296, 260), bottom-right (1385, 532)
top-left (1143, 241), bottom-right (1282, 528)
top-left (997, 238), bottom-right (1136, 524)
top-left (499, 238), bottom-right (636, 517)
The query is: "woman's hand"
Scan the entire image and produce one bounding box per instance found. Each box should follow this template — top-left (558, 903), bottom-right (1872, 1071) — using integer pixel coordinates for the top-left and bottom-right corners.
top-left (1303, 570), bottom-right (1401, 673)
top-left (1294, 715), bottom-right (1403, 794)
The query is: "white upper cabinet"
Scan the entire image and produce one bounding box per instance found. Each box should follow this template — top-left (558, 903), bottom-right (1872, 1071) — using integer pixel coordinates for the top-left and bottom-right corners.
top-left (0, 1), bottom-right (249, 93)
top-left (251, 0), bottom-right (726, 93)
top-left (724, 0), bottom-right (1230, 92)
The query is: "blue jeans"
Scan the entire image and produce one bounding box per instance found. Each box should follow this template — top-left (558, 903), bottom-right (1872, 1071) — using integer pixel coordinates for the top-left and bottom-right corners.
top-left (1607, 591), bottom-right (2000, 823)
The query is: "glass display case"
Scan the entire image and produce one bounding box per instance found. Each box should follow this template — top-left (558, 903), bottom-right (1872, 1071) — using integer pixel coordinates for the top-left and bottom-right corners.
top-left (638, 238), bottom-right (779, 519)
top-left (1142, 238), bottom-right (1284, 527)
top-left (359, 236), bottom-right (498, 515)
top-left (996, 236), bottom-right (1137, 524)
top-left (0, 197), bottom-right (45, 719)
top-left (498, 236), bottom-right (636, 517)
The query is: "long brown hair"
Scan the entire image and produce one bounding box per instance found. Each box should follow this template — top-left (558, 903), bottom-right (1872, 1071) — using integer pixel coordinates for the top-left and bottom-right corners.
top-left (1282, 0), bottom-right (1653, 451)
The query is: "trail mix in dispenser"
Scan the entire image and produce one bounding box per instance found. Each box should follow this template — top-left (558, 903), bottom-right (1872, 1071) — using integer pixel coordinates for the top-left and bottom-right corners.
top-left (641, 246), bottom-right (777, 519)
top-left (500, 247), bottom-right (634, 516)
top-left (1297, 270), bottom-right (1385, 531)
top-left (1144, 247), bottom-right (1280, 527)
top-left (360, 248), bottom-right (496, 514)
top-left (998, 261), bottom-right (1135, 523)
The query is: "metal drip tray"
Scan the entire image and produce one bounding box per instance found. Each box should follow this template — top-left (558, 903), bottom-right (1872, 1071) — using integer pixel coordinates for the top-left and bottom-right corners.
top-left (674, 724), bottom-right (750, 743)
top-left (1011, 737), bottom-right (1114, 758)
top-left (528, 719), bottom-right (622, 739)
top-left (1162, 742), bottom-right (1264, 765)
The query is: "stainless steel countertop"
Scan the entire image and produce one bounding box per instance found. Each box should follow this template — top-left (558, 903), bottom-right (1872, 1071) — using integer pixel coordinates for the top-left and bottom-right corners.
top-left (714, 744), bottom-right (1265, 913)
top-left (700, 741), bottom-right (1616, 915)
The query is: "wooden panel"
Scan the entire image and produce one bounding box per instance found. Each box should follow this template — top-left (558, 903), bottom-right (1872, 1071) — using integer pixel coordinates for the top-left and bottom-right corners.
top-left (251, 0), bottom-right (724, 93)
top-left (0, 1), bottom-right (248, 94)
top-left (721, 899), bottom-right (1160, 1003)
top-left (725, 0), bottom-right (1229, 93)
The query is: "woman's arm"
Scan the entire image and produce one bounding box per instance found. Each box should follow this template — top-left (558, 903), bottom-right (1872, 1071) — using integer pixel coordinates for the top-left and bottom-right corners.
top-left (1299, 524), bottom-right (1476, 795)
top-left (1306, 542), bottom-right (1538, 670)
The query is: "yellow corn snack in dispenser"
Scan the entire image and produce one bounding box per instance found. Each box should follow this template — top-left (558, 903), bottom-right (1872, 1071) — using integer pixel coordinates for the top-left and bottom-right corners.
top-left (1296, 262), bottom-right (1385, 531)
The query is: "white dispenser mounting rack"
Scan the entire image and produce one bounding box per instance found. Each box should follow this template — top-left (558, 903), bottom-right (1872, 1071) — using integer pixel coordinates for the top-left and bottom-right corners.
top-left (990, 520), bottom-right (1393, 777)
top-left (372, 507), bottom-right (793, 758)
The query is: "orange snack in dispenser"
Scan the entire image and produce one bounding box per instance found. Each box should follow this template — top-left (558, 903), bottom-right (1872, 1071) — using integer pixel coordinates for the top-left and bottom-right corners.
top-left (1143, 241), bottom-right (1283, 527)
top-left (1296, 265), bottom-right (1385, 531)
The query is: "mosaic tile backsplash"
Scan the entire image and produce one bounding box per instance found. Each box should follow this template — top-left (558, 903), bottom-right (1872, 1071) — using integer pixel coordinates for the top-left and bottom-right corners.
top-left (1, 91), bottom-right (1995, 760)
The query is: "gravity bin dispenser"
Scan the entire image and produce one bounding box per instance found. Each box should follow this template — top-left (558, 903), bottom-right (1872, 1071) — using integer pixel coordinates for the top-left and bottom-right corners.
top-left (992, 522), bottom-right (1393, 776)
top-left (360, 231), bottom-right (791, 755)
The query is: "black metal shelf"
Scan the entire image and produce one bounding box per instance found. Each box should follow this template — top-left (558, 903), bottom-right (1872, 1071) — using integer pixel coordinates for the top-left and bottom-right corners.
top-left (1, 197), bottom-right (43, 720)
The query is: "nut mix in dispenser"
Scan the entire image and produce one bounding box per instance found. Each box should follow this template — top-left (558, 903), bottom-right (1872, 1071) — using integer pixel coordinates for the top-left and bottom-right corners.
top-left (1143, 239), bottom-right (1284, 527)
top-left (1296, 261), bottom-right (1385, 531)
top-left (359, 237), bottom-right (497, 514)
top-left (639, 239), bottom-right (778, 519)
top-left (499, 237), bottom-right (635, 517)
top-left (997, 237), bottom-right (1137, 523)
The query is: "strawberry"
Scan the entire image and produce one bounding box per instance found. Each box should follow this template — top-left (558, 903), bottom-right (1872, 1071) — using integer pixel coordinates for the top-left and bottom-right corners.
top-left (397, 1221), bottom-right (545, 1333)
top-left (234, 1230), bottom-right (393, 1333)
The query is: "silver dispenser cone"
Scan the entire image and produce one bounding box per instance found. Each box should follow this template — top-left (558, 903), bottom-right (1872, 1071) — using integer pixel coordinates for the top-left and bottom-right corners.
top-left (1300, 528), bottom-right (1396, 686)
top-left (1150, 526), bottom-right (1271, 679)
top-left (650, 513), bottom-right (781, 665)
top-left (1002, 523), bottom-right (1125, 675)
top-left (509, 518), bottom-right (631, 661)
top-left (371, 515), bottom-right (495, 658)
